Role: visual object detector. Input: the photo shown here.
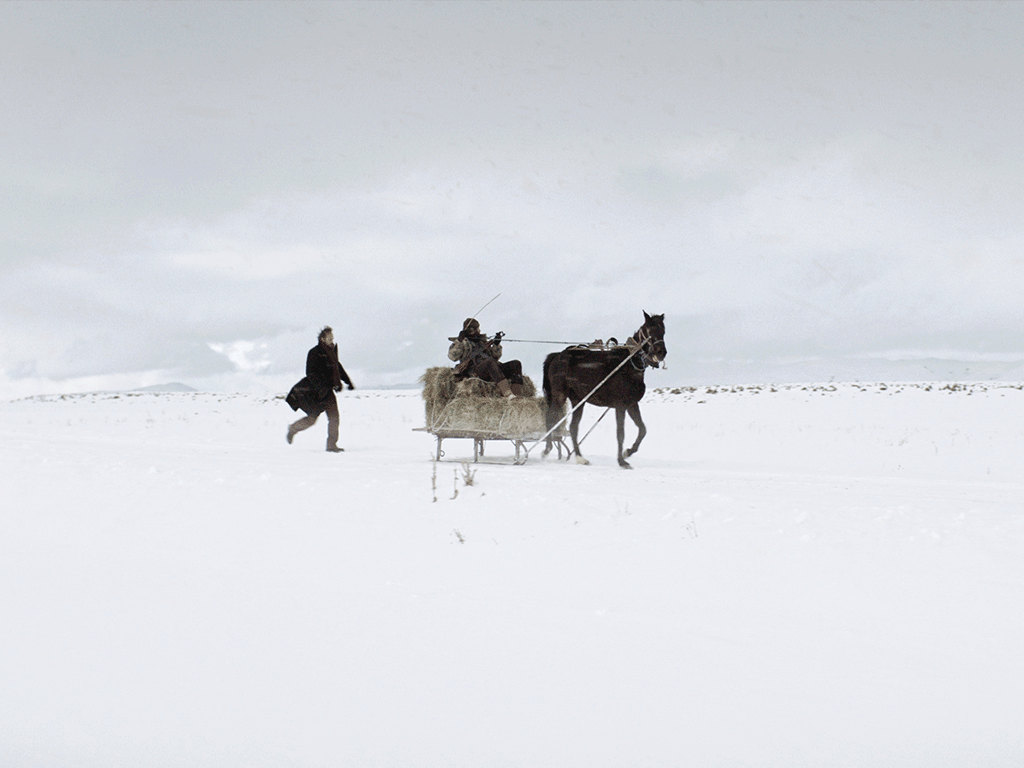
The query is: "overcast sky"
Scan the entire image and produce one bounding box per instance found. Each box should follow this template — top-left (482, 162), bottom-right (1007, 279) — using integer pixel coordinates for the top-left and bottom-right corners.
top-left (3, 0), bottom-right (1023, 397)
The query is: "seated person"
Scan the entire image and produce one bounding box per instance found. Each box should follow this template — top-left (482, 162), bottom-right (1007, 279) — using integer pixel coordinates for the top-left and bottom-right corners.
top-left (447, 317), bottom-right (524, 398)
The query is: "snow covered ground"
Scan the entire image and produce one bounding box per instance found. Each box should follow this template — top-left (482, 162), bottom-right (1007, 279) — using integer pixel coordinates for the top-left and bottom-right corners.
top-left (1, 383), bottom-right (1022, 767)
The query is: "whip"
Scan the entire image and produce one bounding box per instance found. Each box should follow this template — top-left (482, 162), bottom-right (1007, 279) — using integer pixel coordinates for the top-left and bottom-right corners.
top-left (470, 293), bottom-right (501, 318)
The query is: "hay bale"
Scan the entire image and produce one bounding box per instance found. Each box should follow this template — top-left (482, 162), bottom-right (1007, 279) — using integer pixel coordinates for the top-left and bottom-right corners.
top-left (455, 376), bottom-right (504, 399)
top-left (420, 367), bottom-right (457, 404)
top-left (419, 366), bottom-right (560, 436)
top-left (432, 395), bottom-right (548, 436)
top-left (420, 366), bottom-right (536, 405)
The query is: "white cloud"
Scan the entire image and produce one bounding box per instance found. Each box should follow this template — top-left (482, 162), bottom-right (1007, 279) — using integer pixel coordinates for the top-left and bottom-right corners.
top-left (3, 2), bottom-right (1024, 397)
top-left (208, 341), bottom-right (272, 374)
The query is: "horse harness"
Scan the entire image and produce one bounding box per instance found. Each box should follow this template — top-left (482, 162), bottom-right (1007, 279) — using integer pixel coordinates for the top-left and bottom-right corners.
top-left (571, 327), bottom-right (658, 371)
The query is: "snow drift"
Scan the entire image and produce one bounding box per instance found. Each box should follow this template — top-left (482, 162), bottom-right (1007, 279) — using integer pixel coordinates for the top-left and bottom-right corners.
top-left (1, 383), bottom-right (1022, 767)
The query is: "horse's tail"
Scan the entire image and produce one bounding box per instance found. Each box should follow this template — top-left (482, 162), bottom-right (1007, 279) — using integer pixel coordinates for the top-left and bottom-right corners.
top-left (542, 352), bottom-right (555, 405)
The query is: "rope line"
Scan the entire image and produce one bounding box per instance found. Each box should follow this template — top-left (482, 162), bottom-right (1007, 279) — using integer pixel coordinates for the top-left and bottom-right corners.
top-left (501, 338), bottom-right (585, 345)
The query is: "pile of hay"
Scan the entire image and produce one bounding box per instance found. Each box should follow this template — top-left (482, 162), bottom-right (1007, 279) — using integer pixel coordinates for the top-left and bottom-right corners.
top-left (420, 367), bottom-right (562, 437)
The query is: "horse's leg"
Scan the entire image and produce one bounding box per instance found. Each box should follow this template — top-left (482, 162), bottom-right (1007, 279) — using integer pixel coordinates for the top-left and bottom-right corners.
top-left (570, 404), bottom-right (589, 465)
top-left (623, 401), bottom-right (646, 459)
top-left (543, 436), bottom-right (566, 460)
top-left (542, 390), bottom-right (561, 458)
top-left (543, 388), bottom-right (566, 458)
top-left (615, 406), bottom-right (632, 469)
top-left (542, 361), bottom-right (568, 458)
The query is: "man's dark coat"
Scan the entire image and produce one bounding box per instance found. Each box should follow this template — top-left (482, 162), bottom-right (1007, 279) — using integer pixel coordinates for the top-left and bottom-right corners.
top-left (286, 343), bottom-right (353, 416)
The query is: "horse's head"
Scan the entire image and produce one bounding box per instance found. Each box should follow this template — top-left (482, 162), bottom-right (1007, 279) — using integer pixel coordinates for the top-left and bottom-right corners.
top-left (639, 311), bottom-right (667, 368)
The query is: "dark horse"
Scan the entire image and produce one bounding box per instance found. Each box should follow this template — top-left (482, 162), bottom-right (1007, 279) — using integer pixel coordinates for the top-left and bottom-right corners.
top-left (542, 312), bottom-right (666, 469)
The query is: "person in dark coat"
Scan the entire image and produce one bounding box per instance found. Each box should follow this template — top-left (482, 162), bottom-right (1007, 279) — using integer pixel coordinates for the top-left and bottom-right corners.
top-left (447, 317), bottom-right (524, 397)
top-left (285, 326), bottom-right (354, 451)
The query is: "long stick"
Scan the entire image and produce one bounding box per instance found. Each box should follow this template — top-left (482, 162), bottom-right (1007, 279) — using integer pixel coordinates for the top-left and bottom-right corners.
top-left (577, 407), bottom-right (611, 450)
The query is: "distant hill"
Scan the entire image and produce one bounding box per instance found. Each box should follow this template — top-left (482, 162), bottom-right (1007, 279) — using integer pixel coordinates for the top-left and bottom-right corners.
top-left (670, 357), bottom-right (1024, 387)
top-left (132, 382), bottom-right (198, 393)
